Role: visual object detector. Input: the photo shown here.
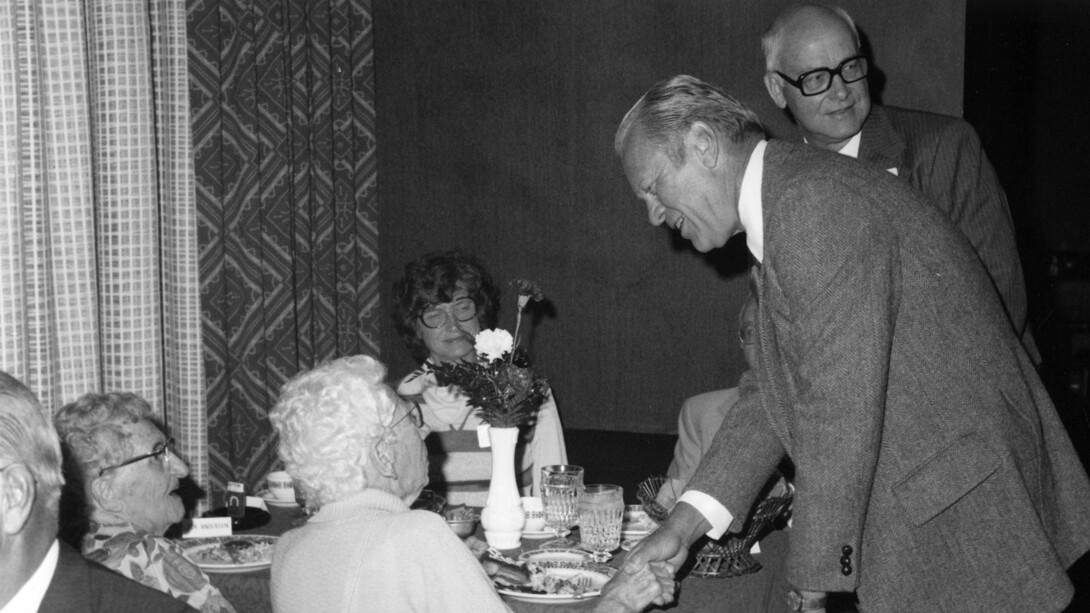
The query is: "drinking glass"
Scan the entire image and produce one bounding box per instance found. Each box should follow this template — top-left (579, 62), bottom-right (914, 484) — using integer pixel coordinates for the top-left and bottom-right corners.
top-left (577, 484), bottom-right (624, 562)
top-left (541, 465), bottom-right (584, 547)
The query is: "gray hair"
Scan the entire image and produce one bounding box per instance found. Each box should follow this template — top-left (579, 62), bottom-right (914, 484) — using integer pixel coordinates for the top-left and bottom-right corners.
top-left (270, 355), bottom-right (401, 508)
top-left (614, 74), bottom-right (765, 165)
top-left (54, 392), bottom-right (154, 492)
top-left (761, 3), bottom-right (861, 72)
top-left (0, 370), bottom-right (65, 512)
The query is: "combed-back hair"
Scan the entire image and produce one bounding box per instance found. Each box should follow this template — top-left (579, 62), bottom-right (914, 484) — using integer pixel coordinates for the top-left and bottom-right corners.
top-left (0, 370), bottom-right (65, 512)
top-left (615, 74), bottom-right (766, 166)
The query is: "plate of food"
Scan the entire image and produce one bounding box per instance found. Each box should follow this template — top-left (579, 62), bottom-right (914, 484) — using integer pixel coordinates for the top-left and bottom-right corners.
top-left (621, 504), bottom-right (659, 539)
top-left (256, 489), bottom-right (299, 508)
top-left (487, 552), bottom-right (614, 604)
top-left (182, 535), bottom-right (278, 574)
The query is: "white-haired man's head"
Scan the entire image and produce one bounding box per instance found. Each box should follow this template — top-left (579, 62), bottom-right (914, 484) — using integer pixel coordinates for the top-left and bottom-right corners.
top-left (760, 3), bottom-right (871, 151)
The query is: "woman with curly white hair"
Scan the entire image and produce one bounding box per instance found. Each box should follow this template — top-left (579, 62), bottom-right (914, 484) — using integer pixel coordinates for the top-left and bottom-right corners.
top-left (269, 355), bottom-right (667, 613)
top-left (268, 354), bottom-right (512, 612)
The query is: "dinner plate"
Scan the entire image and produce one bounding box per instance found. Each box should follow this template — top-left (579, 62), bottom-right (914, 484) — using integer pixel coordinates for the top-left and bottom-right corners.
top-left (620, 505), bottom-right (659, 538)
top-left (256, 489), bottom-right (299, 508)
top-left (203, 506), bottom-right (272, 531)
top-left (182, 535), bottom-right (278, 574)
top-left (495, 566), bottom-right (613, 604)
top-left (518, 548), bottom-right (594, 565)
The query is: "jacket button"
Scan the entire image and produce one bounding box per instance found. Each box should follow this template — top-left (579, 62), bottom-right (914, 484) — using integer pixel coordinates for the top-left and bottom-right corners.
top-left (839, 555), bottom-right (851, 565)
top-left (841, 545), bottom-right (853, 555)
top-left (841, 564), bottom-right (853, 576)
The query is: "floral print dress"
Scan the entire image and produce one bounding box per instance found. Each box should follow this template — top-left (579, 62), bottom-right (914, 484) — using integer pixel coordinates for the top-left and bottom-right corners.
top-left (83, 521), bottom-right (237, 613)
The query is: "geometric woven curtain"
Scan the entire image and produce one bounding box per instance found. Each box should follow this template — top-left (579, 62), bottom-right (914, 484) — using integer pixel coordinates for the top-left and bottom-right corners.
top-left (188, 0), bottom-right (379, 497)
top-left (0, 0), bottom-right (205, 495)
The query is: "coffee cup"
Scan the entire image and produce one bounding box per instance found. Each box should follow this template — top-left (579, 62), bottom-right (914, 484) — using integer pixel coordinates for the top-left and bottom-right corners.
top-left (267, 471), bottom-right (295, 501)
top-left (522, 496), bottom-right (546, 532)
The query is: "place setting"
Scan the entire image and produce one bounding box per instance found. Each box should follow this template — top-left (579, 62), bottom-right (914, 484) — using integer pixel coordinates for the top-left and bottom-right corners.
top-left (481, 464), bottom-right (634, 605)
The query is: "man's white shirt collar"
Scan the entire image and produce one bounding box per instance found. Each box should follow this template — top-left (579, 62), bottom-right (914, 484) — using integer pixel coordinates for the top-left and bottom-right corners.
top-left (738, 140), bottom-right (767, 264)
top-left (1, 539), bottom-right (59, 613)
top-left (802, 130), bottom-right (862, 158)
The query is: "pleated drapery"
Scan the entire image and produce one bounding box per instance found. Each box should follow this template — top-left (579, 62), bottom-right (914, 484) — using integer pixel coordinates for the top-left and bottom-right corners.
top-left (0, 0), bottom-right (206, 498)
top-left (188, 0), bottom-right (379, 496)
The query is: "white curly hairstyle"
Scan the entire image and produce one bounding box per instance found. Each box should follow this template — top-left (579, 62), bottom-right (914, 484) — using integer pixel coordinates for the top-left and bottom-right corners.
top-left (269, 355), bottom-right (403, 507)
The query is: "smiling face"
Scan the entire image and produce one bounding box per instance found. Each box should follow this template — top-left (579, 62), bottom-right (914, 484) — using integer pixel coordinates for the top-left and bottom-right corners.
top-left (106, 420), bottom-right (188, 535)
top-left (764, 7), bottom-right (871, 151)
top-left (415, 286), bottom-right (481, 364)
top-left (620, 125), bottom-right (742, 253)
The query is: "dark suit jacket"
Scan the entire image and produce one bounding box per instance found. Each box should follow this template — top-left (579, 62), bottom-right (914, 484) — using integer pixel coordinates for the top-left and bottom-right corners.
top-left (39, 540), bottom-right (195, 612)
top-left (859, 105), bottom-right (1035, 359)
top-left (687, 140), bottom-right (1090, 612)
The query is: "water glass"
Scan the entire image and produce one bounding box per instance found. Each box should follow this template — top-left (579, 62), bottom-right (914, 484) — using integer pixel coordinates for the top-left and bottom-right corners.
top-left (578, 484), bottom-right (624, 562)
top-left (541, 465), bottom-right (584, 544)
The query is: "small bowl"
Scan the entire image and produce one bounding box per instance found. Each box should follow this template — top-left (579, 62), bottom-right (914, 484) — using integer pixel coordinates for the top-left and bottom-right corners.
top-left (445, 517), bottom-right (479, 539)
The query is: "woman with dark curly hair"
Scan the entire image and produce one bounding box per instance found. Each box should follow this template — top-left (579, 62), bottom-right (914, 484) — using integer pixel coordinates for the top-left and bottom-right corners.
top-left (392, 251), bottom-right (568, 507)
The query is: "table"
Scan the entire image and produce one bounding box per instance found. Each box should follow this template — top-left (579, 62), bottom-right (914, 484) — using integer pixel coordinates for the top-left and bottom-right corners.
top-left (205, 505), bottom-right (797, 613)
top-left (501, 528), bottom-right (793, 613)
top-left (206, 504), bottom-right (307, 613)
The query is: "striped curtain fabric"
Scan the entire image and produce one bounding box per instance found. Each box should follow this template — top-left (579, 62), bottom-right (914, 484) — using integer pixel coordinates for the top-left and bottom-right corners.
top-left (0, 0), bottom-right (205, 498)
top-left (188, 0), bottom-right (380, 497)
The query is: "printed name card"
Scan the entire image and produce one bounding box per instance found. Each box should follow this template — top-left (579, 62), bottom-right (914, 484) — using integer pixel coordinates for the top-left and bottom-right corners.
top-left (246, 495), bottom-right (269, 511)
top-left (183, 517), bottom-right (233, 538)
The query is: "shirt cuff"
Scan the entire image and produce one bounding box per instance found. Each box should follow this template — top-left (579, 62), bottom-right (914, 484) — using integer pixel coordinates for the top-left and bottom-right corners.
top-left (677, 490), bottom-right (733, 539)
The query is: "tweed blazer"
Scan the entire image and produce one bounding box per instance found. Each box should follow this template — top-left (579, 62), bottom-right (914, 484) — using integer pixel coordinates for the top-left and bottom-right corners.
top-left (39, 540), bottom-right (195, 612)
top-left (859, 105), bottom-right (1033, 357)
top-left (686, 140), bottom-right (1090, 612)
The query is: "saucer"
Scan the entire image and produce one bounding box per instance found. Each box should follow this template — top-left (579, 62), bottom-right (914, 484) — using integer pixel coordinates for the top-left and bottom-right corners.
top-left (521, 529), bottom-right (555, 539)
top-left (257, 490), bottom-right (300, 508)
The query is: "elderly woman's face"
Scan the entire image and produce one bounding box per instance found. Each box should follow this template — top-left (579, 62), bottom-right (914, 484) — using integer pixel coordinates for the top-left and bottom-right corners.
top-left (415, 286), bottom-right (481, 364)
top-left (106, 420), bottom-right (189, 535)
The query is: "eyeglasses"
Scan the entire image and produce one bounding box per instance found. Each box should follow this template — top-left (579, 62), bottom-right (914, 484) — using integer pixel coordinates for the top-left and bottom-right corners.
top-left (738, 323), bottom-right (757, 346)
top-left (418, 299), bottom-right (477, 329)
top-left (98, 437), bottom-right (175, 477)
top-left (775, 55), bottom-right (867, 96)
top-left (390, 401), bottom-right (425, 430)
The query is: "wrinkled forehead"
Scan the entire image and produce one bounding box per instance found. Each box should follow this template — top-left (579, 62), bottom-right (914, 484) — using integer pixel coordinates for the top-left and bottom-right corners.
top-left (620, 131), bottom-right (667, 190)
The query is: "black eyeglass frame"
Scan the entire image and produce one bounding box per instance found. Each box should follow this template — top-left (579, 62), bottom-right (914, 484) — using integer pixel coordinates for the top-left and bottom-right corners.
top-left (416, 298), bottom-right (478, 329)
top-left (775, 54), bottom-right (868, 97)
top-left (98, 437), bottom-right (175, 477)
top-left (390, 401), bottom-right (425, 430)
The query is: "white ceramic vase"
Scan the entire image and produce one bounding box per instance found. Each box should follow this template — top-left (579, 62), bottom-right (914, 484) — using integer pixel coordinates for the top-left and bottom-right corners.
top-left (480, 426), bottom-right (525, 548)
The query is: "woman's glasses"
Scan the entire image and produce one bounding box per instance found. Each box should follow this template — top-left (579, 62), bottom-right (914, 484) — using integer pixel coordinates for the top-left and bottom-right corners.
top-left (418, 299), bottom-right (477, 329)
top-left (98, 438), bottom-right (175, 477)
top-left (389, 401), bottom-right (425, 430)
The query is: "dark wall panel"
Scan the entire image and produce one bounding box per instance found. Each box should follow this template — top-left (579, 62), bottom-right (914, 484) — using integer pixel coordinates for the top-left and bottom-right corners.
top-left (375, 0), bottom-right (965, 433)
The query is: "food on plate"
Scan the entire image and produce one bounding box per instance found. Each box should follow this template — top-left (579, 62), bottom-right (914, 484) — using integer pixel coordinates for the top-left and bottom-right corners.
top-left (190, 539), bottom-right (274, 565)
top-left (481, 556), bottom-right (531, 586)
top-left (484, 550), bottom-right (606, 598)
top-left (442, 504), bottom-right (480, 521)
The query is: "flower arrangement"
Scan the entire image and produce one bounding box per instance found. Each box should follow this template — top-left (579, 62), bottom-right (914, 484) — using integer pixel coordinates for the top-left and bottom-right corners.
top-left (433, 279), bottom-right (549, 428)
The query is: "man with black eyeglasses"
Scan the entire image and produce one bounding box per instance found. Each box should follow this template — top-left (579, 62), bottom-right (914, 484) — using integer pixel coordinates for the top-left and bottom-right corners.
top-left (761, 3), bottom-right (1037, 362)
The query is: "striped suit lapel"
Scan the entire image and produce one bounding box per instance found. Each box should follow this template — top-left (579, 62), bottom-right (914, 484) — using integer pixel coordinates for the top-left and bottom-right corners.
top-left (858, 106), bottom-right (906, 176)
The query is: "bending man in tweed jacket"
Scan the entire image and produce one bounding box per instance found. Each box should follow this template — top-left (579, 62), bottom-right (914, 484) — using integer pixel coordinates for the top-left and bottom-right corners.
top-left (615, 75), bottom-right (1090, 612)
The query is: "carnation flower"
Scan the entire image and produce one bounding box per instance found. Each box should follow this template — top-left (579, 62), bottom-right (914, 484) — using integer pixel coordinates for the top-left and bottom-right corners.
top-left (431, 279), bottom-right (549, 428)
top-left (475, 328), bottom-right (514, 362)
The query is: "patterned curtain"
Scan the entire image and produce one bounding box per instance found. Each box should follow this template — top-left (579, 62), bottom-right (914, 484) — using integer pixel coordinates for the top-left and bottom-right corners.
top-left (0, 0), bottom-right (205, 492)
top-left (187, 0), bottom-right (379, 495)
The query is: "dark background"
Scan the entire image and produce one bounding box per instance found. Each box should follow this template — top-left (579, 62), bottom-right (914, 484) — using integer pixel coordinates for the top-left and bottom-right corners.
top-left (374, 0), bottom-right (968, 433)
